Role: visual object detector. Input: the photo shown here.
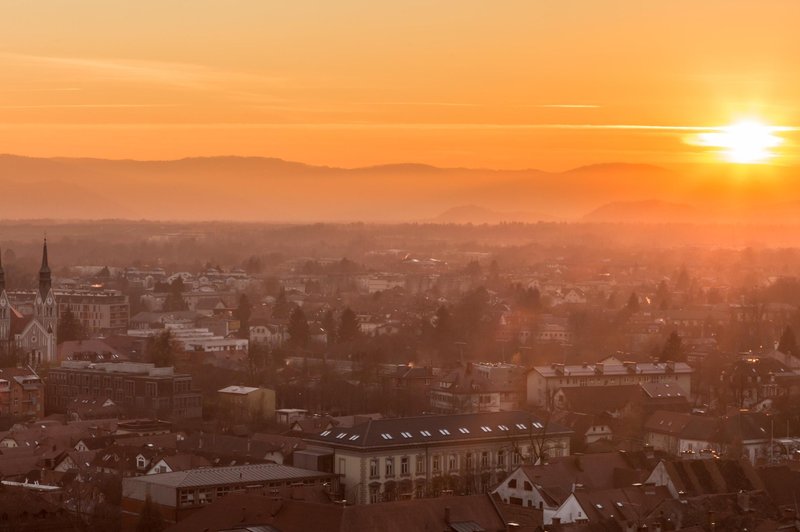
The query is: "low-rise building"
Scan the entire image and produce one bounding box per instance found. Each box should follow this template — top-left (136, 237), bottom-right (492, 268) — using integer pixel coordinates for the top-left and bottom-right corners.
top-left (0, 367), bottom-right (44, 419)
top-left (120, 463), bottom-right (338, 527)
top-left (45, 361), bottom-right (202, 420)
top-left (217, 385), bottom-right (276, 423)
top-left (527, 357), bottom-right (693, 407)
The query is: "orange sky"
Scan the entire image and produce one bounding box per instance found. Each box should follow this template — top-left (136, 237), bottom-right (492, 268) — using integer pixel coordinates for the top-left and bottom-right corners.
top-left (1, 1), bottom-right (799, 170)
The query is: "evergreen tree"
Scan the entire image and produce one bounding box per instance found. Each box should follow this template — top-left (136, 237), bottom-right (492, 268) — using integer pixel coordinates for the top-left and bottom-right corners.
top-left (136, 495), bottom-right (165, 532)
top-left (57, 307), bottom-right (84, 343)
top-left (146, 330), bottom-right (177, 367)
top-left (234, 294), bottom-right (252, 339)
top-left (272, 288), bottom-right (290, 319)
top-left (162, 278), bottom-right (188, 312)
top-left (322, 309), bottom-right (337, 345)
top-left (626, 292), bottom-right (640, 312)
top-left (288, 307), bottom-right (310, 349)
top-left (433, 305), bottom-right (453, 349)
top-left (779, 326), bottom-right (798, 356)
top-left (338, 307), bottom-right (360, 343)
top-left (660, 331), bottom-right (684, 362)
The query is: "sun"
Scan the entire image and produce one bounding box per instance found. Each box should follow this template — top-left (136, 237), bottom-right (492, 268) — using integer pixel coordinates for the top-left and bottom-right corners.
top-left (697, 120), bottom-right (784, 164)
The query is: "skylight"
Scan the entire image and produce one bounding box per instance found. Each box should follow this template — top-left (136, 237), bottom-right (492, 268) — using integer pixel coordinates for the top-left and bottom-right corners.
top-left (420, 430), bottom-right (432, 437)
top-left (401, 431), bottom-right (413, 438)
top-left (498, 425), bottom-right (509, 431)
top-left (336, 433), bottom-right (347, 439)
top-left (458, 427), bottom-right (470, 434)
top-left (481, 426), bottom-right (492, 432)
top-left (439, 429), bottom-right (451, 435)
top-left (320, 430), bottom-right (332, 436)
top-left (381, 433), bottom-right (393, 440)
top-left (515, 423), bottom-right (527, 430)
top-left (532, 422), bottom-right (544, 429)
top-left (348, 435), bottom-right (360, 441)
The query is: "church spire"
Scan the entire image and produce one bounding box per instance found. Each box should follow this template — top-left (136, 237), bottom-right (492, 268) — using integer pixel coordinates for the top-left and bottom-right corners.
top-left (39, 238), bottom-right (51, 298)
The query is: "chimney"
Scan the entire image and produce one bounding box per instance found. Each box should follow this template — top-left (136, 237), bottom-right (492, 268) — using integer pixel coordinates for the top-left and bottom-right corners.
top-left (708, 510), bottom-right (716, 531)
top-left (444, 506), bottom-right (451, 523)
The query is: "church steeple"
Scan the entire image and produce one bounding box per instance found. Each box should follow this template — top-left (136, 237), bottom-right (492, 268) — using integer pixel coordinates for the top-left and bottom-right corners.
top-left (39, 238), bottom-right (51, 298)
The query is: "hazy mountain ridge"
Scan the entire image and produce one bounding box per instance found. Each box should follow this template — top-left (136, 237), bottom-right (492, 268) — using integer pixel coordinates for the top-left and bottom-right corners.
top-left (1, 154), bottom-right (799, 222)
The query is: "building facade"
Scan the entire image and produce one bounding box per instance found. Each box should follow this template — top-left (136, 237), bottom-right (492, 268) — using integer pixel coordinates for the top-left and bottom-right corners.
top-left (57, 289), bottom-right (129, 334)
top-left (45, 360), bottom-right (202, 419)
top-left (300, 410), bottom-right (571, 505)
top-left (0, 367), bottom-right (44, 419)
top-left (527, 357), bottom-right (693, 407)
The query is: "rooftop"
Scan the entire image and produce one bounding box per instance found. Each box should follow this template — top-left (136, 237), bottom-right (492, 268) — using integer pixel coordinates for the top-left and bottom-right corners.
top-left (302, 410), bottom-right (571, 449)
top-left (125, 463), bottom-right (330, 489)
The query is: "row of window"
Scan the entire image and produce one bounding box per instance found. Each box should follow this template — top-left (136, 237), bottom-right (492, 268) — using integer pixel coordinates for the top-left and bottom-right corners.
top-left (368, 449), bottom-right (520, 479)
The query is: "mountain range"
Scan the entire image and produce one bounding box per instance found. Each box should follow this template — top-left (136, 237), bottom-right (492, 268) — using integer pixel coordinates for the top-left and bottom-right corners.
top-left (1, 154), bottom-right (799, 223)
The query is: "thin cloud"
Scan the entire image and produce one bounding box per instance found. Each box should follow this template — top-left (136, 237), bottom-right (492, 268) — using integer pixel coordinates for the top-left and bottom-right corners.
top-left (0, 52), bottom-right (286, 91)
top-left (0, 104), bottom-right (177, 109)
top-left (532, 104), bottom-right (600, 109)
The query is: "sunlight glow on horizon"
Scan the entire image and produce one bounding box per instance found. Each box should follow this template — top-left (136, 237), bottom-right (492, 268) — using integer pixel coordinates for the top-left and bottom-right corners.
top-left (695, 120), bottom-right (785, 164)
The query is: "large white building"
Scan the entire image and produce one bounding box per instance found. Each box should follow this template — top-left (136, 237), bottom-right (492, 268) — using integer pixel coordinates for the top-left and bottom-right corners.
top-left (300, 410), bottom-right (572, 505)
top-left (526, 357), bottom-right (693, 407)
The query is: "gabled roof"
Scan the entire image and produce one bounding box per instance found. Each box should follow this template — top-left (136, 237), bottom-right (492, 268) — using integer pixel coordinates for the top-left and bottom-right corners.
top-left (301, 411), bottom-right (571, 450)
top-left (656, 458), bottom-right (764, 496)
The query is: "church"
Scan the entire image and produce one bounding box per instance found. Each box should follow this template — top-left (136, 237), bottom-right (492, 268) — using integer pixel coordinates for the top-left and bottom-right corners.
top-left (0, 240), bottom-right (58, 366)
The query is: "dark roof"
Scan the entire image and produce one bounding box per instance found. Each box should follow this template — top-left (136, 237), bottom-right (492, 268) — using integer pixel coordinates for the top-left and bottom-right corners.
top-left (556, 385), bottom-right (639, 415)
top-left (659, 458), bottom-right (764, 496)
top-left (167, 493), bottom-right (507, 532)
top-left (301, 411), bottom-right (571, 450)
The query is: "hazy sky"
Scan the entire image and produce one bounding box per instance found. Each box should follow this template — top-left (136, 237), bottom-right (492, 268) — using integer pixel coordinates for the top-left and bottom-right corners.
top-left (2, 1), bottom-right (799, 169)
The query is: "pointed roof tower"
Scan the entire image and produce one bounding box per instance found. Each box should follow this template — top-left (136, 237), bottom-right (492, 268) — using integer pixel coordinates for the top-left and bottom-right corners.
top-left (39, 238), bottom-right (51, 299)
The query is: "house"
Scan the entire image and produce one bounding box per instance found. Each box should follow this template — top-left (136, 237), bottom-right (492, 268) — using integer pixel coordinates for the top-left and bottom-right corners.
top-left (299, 410), bottom-right (571, 505)
top-left (146, 453), bottom-right (212, 475)
top-left (550, 484), bottom-right (672, 526)
top-left (492, 451), bottom-right (662, 523)
top-left (645, 458), bottom-right (764, 498)
top-left (0, 367), bottom-right (44, 419)
top-left (430, 363), bottom-right (524, 414)
top-left (217, 385), bottom-right (276, 423)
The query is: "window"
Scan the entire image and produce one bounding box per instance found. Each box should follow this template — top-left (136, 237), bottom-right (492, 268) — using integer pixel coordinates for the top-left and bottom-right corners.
top-left (448, 454), bottom-right (457, 471)
top-left (385, 458), bottom-right (395, 477)
top-left (508, 478), bottom-right (517, 488)
top-left (497, 450), bottom-right (506, 468)
top-left (465, 453), bottom-right (474, 469)
top-left (439, 429), bottom-right (450, 435)
top-left (369, 459), bottom-right (379, 478)
top-left (416, 456), bottom-right (425, 475)
top-left (524, 481), bottom-right (533, 491)
top-left (400, 431), bottom-right (413, 439)
top-left (401, 457), bottom-right (409, 475)
top-left (370, 487), bottom-right (380, 504)
top-left (338, 458), bottom-right (346, 474)
top-left (433, 455), bottom-right (441, 472)
top-left (420, 430), bottom-right (432, 437)
top-left (481, 451), bottom-right (490, 468)
top-left (458, 427), bottom-right (470, 434)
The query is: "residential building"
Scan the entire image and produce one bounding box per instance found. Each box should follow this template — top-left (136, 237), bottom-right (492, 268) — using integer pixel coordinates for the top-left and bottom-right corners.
top-left (120, 463), bottom-right (338, 527)
top-left (299, 410), bottom-right (571, 505)
top-left (45, 360), bottom-right (202, 420)
top-left (527, 357), bottom-right (693, 407)
top-left (56, 289), bottom-right (129, 334)
top-left (217, 385), bottom-right (276, 422)
top-left (430, 363), bottom-right (524, 414)
top-left (0, 367), bottom-right (44, 419)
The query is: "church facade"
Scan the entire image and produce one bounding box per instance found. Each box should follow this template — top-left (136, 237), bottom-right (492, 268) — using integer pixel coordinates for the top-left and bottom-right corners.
top-left (0, 241), bottom-right (58, 366)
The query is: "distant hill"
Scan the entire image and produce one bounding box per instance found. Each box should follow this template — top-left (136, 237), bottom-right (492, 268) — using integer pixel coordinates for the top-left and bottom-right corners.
top-left (433, 205), bottom-right (555, 224)
top-left (1, 154), bottom-right (799, 222)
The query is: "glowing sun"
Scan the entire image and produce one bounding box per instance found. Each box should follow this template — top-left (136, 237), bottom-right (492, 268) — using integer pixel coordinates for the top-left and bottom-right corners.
top-left (697, 120), bottom-right (784, 164)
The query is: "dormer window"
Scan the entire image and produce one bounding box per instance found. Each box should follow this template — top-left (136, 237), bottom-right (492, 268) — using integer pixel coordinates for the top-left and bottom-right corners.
top-left (136, 455), bottom-right (147, 469)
